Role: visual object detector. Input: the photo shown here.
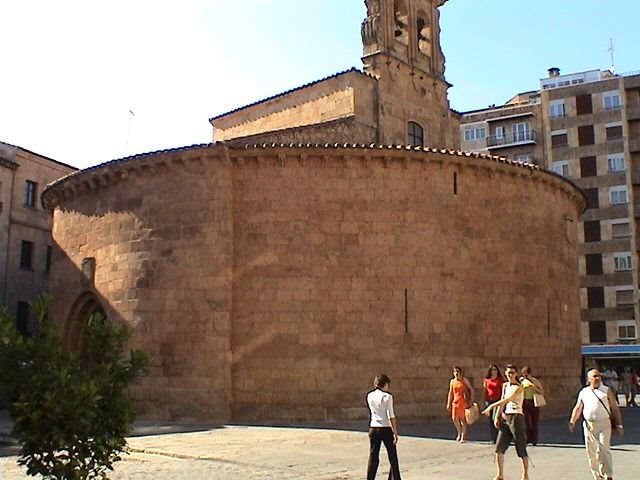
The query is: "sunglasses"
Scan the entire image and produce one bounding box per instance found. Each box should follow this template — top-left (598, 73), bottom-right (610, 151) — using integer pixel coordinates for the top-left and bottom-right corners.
top-left (506, 371), bottom-right (517, 375)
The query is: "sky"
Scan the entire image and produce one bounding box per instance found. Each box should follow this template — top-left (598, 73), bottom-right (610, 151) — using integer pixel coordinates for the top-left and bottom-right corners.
top-left (1, 0), bottom-right (639, 170)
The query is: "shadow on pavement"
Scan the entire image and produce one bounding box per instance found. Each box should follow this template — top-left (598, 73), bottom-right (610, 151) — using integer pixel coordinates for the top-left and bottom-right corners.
top-left (1, 407), bottom-right (638, 455)
top-left (229, 406), bottom-right (639, 447)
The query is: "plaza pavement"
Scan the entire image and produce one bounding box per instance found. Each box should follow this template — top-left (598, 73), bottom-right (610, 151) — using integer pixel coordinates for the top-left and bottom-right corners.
top-left (1, 407), bottom-right (638, 479)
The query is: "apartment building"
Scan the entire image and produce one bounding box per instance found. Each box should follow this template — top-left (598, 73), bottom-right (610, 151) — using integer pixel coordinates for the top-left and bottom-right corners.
top-left (461, 67), bottom-right (640, 367)
top-left (0, 141), bottom-right (75, 335)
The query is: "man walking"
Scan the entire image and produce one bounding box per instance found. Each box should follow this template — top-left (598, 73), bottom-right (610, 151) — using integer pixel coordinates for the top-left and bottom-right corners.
top-left (569, 369), bottom-right (624, 480)
top-left (366, 374), bottom-right (401, 480)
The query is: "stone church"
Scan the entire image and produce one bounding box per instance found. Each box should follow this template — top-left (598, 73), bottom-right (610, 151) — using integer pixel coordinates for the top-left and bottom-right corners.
top-left (43, 0), bottom-right (586, 422)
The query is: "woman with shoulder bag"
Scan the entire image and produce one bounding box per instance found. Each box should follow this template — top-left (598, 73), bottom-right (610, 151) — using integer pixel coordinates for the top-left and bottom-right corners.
top-left (520, 366), bottom-right (544, 446)
top-left (446, 366), bottom-right (474, 443)
top-left (482, 364), bottom-right (530, 480)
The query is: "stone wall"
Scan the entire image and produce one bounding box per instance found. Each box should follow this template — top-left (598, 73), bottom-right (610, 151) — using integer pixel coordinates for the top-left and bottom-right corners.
top-left (212, 70), bottom-right (377, 143)
top-left (48, 151), bottom-right (234, 421)
top-left (44, 144), bottom-right (585, 422)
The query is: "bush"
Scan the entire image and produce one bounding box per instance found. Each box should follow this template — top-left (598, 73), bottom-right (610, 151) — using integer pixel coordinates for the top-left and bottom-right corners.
top-left (0, 294), bottom-right (148, 479)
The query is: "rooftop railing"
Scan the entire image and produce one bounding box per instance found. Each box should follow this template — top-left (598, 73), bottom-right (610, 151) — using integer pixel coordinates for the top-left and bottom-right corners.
top-left (487, 130), bottom-right (536, 148)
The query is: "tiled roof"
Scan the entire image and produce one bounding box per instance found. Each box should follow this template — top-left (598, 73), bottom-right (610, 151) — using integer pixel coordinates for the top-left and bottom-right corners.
top-left (239, 141), bottom-right (540, 167)
top-left (208, 67), bottom-right (375, 122)
top-left (42, 140), bottom-right (580, 191)
top-left (41, 141), bottom-right (586, 213)
top-left (0, 140), bottom-right (77, 170)
top-left (42, 142), bottom-right (215, 191)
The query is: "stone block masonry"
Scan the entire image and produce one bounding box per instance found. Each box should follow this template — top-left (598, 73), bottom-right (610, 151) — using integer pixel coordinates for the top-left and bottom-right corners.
top-left (43, 143), bottom-right (585, 422)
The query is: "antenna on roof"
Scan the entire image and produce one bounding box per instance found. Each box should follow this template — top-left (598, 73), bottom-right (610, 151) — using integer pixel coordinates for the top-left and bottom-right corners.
top-left (125, 109), bottom-right (135, 155)
top-left (608, 38), bottom-right (616, 74)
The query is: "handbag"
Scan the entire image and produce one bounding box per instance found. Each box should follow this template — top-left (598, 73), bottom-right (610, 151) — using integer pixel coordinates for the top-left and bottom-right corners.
top-left (465, 402), bottom-right (480, 425)
top-left (590, 387), bottom-right (616, 428)
top-left (533, 392), bottom-right (547, 408)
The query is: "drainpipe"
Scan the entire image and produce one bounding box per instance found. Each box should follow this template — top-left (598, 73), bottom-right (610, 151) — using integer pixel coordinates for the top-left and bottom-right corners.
top-left (2, 156), bottom-right (18, 305)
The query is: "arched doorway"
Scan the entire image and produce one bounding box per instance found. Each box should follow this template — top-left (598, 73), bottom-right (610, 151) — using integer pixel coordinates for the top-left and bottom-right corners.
top-left (64, 292), bottom-right (106, 356)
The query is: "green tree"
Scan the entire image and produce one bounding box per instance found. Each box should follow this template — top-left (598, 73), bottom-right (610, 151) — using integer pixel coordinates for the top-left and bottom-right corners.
top-left (0, 294), bottom-right (148, 479)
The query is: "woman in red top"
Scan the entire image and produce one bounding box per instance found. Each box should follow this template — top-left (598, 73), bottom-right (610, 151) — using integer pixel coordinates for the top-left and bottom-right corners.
top-left (483, 364), bottom-right (504, 444)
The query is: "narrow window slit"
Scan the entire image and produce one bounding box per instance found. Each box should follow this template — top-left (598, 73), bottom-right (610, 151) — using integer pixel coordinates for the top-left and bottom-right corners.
top-left (404, 289), bottom-right (409, 333)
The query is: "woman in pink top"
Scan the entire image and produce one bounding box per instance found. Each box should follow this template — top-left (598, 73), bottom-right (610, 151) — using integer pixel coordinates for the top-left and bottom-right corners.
top-left (483, 364), bottom-right (504, 444)
top-left (447, 366), bottom-right (474, 442)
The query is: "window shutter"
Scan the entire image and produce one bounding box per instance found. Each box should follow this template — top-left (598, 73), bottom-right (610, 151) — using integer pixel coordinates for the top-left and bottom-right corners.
top-left (576, 94), bottom-right (593, 115)
top-left (580, 156), bottom-right (597, 177)
top-left (578, 125), bottom-right (595, 146)
top-left (583, 220), bottom-right (601, 242)
top-left (585, 254), bottom-right (603, 275)
top-left (583, 189), bottom-right (599, 210)
top-left (612, 223), bottom-right (630, 238)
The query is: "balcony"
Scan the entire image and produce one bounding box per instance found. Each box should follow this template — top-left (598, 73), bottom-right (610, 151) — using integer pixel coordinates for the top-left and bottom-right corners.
top-left (487, 130), bottom-right (536, 149)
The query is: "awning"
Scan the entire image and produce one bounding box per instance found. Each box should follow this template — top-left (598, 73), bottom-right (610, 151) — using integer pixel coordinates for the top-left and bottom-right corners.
top-left (582, 344), bottom-right (640, 356)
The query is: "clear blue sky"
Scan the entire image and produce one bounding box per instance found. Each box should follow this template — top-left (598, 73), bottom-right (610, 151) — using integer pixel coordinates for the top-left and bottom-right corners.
top-left (1, 0), bottom-right (638, 169)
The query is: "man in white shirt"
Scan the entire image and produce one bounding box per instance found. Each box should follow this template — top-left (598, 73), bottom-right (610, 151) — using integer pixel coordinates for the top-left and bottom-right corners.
top-left (366, 374), bottom-right (401, 480)
top-left (602, 367), bottom-right (619, 404)
top-left (569, 369), bottom-right (624, 480)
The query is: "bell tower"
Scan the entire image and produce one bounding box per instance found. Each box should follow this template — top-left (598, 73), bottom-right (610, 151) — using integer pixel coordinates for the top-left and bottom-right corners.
top-left (360, 0), bottom-right (459, 148)
top-left (361, 0), bottom-right (448, 78)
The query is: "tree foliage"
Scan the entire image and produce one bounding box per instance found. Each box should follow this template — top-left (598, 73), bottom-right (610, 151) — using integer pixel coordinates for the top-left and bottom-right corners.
top-left (0, 294), bottom-right (148, 479)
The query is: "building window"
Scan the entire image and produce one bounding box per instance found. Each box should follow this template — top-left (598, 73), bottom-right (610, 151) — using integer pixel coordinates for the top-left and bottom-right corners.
top-left (24, 180), bottom-right (38, 208)
top-left (589, 321), bottom-right (607, 343)
top-left (578, 125), bottom-right (595, 146)
top-left (614, 252), bottom-right (632, 271)
top-left (603, 91), bottom-right (622, 111)
top-left (20, 240), bottom-right (34, 270)
top-left (607, 154), bottom-right (625, 172)
top-left (549, 100), bottom-right (566, 118)
top-left (611, 221), bottom-right (630, 238)
top-left (463, 126), bottom-right (486, 141)
top-left (609, 186), bottom-right (628, 205)
top-left (494, 126), bottom-right (505, 139)
top-left (605, 124), bottom-right (623, 141)
top-left (583, 189), bottom-right (599, 210)
top-left (580, 156), bottom-right (597, 177)
top-left (394, 0), bottom-right (409, 45)
top-left (16, 302), bottom-right (30, 337)
top-left (615, 288), bottom-right (634, 306)
top-left (552, 161), bottom-right (569, 177)
top-left (513, 122), bottom-right (530, 142)
top-left (576, 94), bottom-right (593, 115)
top-left (407, 121), bottom-right (424, 147)
top-left (551, 130), bottom-right (568, 147)
top-left (587, 287), bottom-right (605, 308)
top-left (585, 254), bottom-right (603, 275)
top-left (617, 320), bottom-right (636, 340)
top-left (583, 220), bottom-right (601, 242)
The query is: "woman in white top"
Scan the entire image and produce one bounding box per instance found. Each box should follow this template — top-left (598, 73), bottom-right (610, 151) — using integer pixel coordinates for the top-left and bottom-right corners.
top-left (482, 364), bottom-right (529, 480)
